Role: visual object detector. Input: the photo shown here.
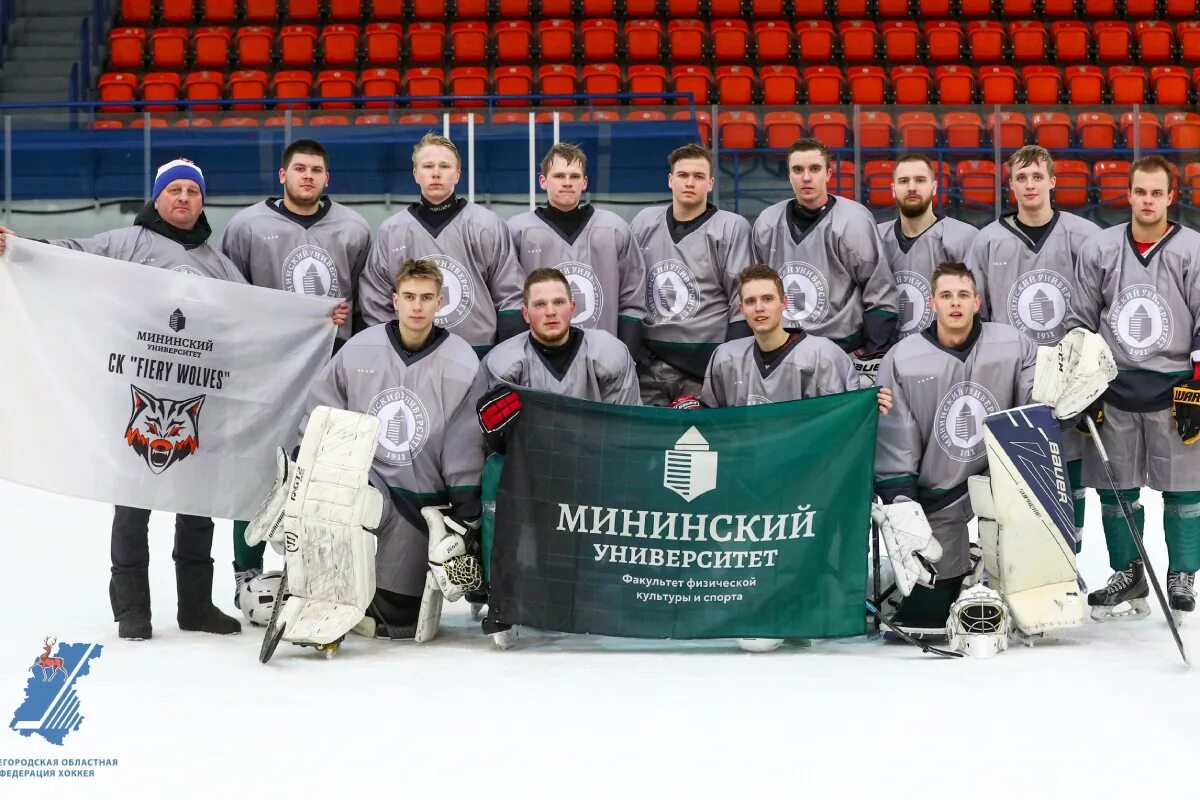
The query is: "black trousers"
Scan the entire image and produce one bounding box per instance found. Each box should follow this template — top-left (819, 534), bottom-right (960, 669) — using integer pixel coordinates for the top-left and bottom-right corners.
top-left (110, 506), bottom-right (214, 574)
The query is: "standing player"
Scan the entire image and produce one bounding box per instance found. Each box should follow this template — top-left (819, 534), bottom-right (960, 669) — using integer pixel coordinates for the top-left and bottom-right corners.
top-left (874, 262), bottom-right (1036, 637)
top-left (220, 139), bottom-right (370, 612)
top-left (480, 268), bottom-right (640, 405)
top-left (965, 146), bottom-right (1101, 548)
top-left (1064, 155), bottom-right (1200, 623)
top-left (752, 138), bottom-right (899, 377)
top-left (507, 143), bottom-right (646, 355)
top-left (303, 258), bottom-right (486, 638)
top-left (879, 155), bottom-right (977, 343)
top-left (359, 133), bottom-right (525, 354)
top-left (632, 143), bottom-right (754, 406)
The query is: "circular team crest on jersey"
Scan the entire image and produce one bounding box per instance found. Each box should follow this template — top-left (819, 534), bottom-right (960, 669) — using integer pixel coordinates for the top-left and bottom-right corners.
top-left (1108, 284), bottom-right (1172, 362)
top-left (894, 271), bottom-right (933, 336)
top-left (777, 262), bottom-right (829, 325)
top-left (646, 259), bottom-right (698, 323)
top-left (282, 244), bottom-right (340, 297)
top-left (747, 394), bottom-right (770, 406)
top-left (369, 387), bottom-right (428, 466)
top-left (1007, 270), bottom-right (1071, 343)
top-left (422, 254), bottom-right (473, 329)
top-left (171, 264), bottom-right (202, 276)
top-left (935, 382), bottom-right (999, 463)
top-left (555, 261), bottom-right (603, 328)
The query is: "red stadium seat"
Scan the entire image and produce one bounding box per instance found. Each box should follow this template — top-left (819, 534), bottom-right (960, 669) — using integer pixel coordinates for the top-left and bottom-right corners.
top-left (397, 112), bottom-right (439, 124)
top-left (193, 26), bottom-right (232, 69)
top-left (712, 20), bottom-right (750, 64)
top-left (284, 0), bottom-right (321, 22)
top-left (1032, 111), bottom-right (1072, 150)
top-left (328, 0), bottom-right (363, 21)
top-left (1135, 21), bottom-right (1174, 64)
top-left (864, 160), bottom-right (897, 208)
top-left (1064, 65), bottom-right (1104, 105)
top-left (538, 20), bottom-right (577, 64)
top-left (364, 23), bottom-right (402, 65)
top-left (108, 27), bottom-right (146, 70)
top-left (1022, 65), bottom-right (1062, 105)
top-left (582, 63), bottom-right (621, 105)
top-left (830, 160), bottom-right (856, 200)
top-left (999, 0), bottom-right (1034, 15)
top-left (201, 0), bottom-right (236, 23)
top-left (624, 0), bottom-right (658, 17)
top-left (943, 111), bottom-right (984, 149)
top-left (838, 20), bottom-right (878, 64)
top-left (754, 21), bottom-right (792, 64)
top-left (321, 24), bottom-right (360, 67)
top-left (228, 69), bottom-right (269, 110)
top-left (1076, 111), bottom-right (1117, 150)
top-left (1187, 163), bottom-right (1200, 205)
top-left (672, 65), bottom-right (712, 105)
top-left (627, 109), bottom-right (668, 121)
top-left (718, 111), bottom-right (758, 150)
top-left (98, 72), bottom-right (137, 112)
top-left (849, 65), bottom-right (888, 104)
top-left (808, 111), bottom-right (849, 148)
top-left (495, 22), bottom-right (533, 64)
top-left (580, 19), bottom-right (618, 63)
top-left (490, 111), bottom-right (527, 123)
top-left (354, 114), bottom-right (389, 125)
top-left (360, 67), bottom-right (400, 107)
top-left (272, 70), bottom-right (313, 110)
top-left (925, 20), bottom-right (963, 64)
top-left (857, 110), bottom-right (893, 149)
top-left (892, 65), bottom-right (931, 104)
top-left (795, 21), bottom-right (834, 65)
top-left (1108, 66), bottom-right (1148, 104)
top-left (624, 20), bottom-right (663, 63)
top-left (966, 21), bottom-right (1005, 64)
top-left (410, 0), bottom-right (445, 19)
top-left (264, 115), bottom-right (306, 127)
top-left (1120, 111), bottom-right (1161, 149)
top-left (317, 69), bottom-right (356, 109)
top-left (1052, 21), bottom-right (1090, 64)
top-left (243, 0), bottom-right (278, 23)
top-left (668, 20), bottom-right (706, 64)
top-left (1167, 0), bottom-right (1199, 16)
top-left (978, 65), bottom-right (1017, 104)
top-left (1152, 66), bottom-right (1191, 105)
top-left (494, 65), bottom-right (534, 105)
top-left (958, 0), bottom-right (992, 15)
top-left (957, 160), bottom-right (997, 209)
top-left (219, 116), bottom-right (261, 127)
top-left (876, 0), bottom-right (909, 17)
top-left (140, 71), bottom-right (181, 112)
top-left (672, 109), bottom-right (711, 146)
top-left (149, 27), bottom-right (188, 70)
top-left (1052, 160), bottom-right (1090, 209)
top-left (764, 110), bottom-right (804, 149)
top-left (579, 110), bottom-right (620, 122)
top-left (408, 23), bottom-right (446, 65)
top-left (755, 0), bottom-right (789, 17)
top-left (897, 111), bottom-right (938, 149)
top-left (235, 26), bottom-right (274, 69)
top-left (1094, 21), bottom-right (1132, 65)
top-left (184, 70), bottom-right (223, 111)
top-left (1009, 21), bottom-right (1048, 64)
top-left (449, 66), bottom-right (489, 107)
top-left (916, 0), bottom-right (952, 14)
top-left (538, 64), bottom-right (578, 106)
top-left (667, 0), bottom-right (701, 16)
top-left (279, 25), bottom-right (318, 68)
top-left (935, 65), bottom-right (974, 105)
top-left (881, 20), bottom-right (920, 64)
top-left (581, 0), bottom-right (614, 16)
top-left (716, 65), bottom-right (754, 105)
top-left (449, 21), bottom-right (488, 65)
top-left (404, 66), bottom-right (445, 108)
top-left (1041, 0), bottom-right (1075, 16)
top-left (1165, 111), bottom-right (1200, 149)
top-left (804, 66), bottom-right (843, 105)
top-left (497, 0), bottom-right (531, 19)
top-left (1094, 161), bottom-right (1130, 208)
top-left (372, 0), bottom-right (405, 18)
top-left (120, 0), bottom-right (151, 23)
top-left (708, 0), bottom-right (741, 16)
top-left (987, 111), bottom-right (1027, 149)
top-left (760, 65), bottom-right (799, 105)
top-left (1125, 0), bottom-right (1157, 16)
top-left (833, 0), bottom-right (867, 16)
top-left (175, 117), bottom-right (214, 127)
top-left (628, 64), bottom-right (668, 104)
top-left (130, 116), bottom-right (169, 128)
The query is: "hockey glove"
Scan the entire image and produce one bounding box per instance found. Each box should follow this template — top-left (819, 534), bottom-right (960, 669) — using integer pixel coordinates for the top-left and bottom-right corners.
top-left (423, 506), bottom-right (483, 603)
top-left (870, 499), bottom-right (942, 597)
top-left (850, 348), bottom-right (885, 387)
top-left (1032, 328), bottom-right (1117, 419)
top-left (477, 384), bottom-right (522, 455)
top-left (1074, 398), bottom-right (1105, 437)
top-left (669, 394), bottom-right (704, 409)
top-left (1172, 380), bottom-right (1200, 445)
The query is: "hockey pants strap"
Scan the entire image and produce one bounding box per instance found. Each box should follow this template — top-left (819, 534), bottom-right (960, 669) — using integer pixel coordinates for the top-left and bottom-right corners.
top-left (1098, 488), bottom-right (1143, 572)
top-left (1068, 459), bottom-right (1086, 552)
top-left (1163, 491), bottom-right (1200, 573)
top-left (233, 519), bottom-right (266, 572)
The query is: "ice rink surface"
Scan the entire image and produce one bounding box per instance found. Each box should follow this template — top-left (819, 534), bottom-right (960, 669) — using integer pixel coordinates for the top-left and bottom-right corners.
top-left (1, 478), bottom-right (1196, 799)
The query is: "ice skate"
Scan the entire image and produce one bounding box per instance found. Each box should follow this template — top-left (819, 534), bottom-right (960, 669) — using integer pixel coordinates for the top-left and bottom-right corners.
top-left (1087, 560), bottom-right (1150, 622)
top-left (1168, 571), bottom-right (1195, 627)
top-left (233, 563), bottom-right (262, 612)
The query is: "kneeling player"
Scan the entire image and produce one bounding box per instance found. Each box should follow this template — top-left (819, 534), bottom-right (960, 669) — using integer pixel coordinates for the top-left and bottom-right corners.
top-left (874, 262), bottom-right (1036, 638)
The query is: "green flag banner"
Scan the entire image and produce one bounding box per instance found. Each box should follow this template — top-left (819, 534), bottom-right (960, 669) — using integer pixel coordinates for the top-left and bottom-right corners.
top-left (487, 387), bottom-right (879, 640)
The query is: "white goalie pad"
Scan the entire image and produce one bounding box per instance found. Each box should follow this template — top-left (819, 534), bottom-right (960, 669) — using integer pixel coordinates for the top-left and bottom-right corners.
top-left (253, 406), bottom-right (383, 646)
top-left (1031, 328), bottom-right (1118, 419)
top-left (870, 500), bottom-right (942, 597)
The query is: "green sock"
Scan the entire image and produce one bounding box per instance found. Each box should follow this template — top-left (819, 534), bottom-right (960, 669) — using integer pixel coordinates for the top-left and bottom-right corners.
top-left (232, 520), bottom-right (265, 572)
top-left (1163, 491), bottom-right (1200, 573)
top-left (1098, 488), bottom-right (1143, 572)
top-left (1068, 459), bottom-right (1085, 553)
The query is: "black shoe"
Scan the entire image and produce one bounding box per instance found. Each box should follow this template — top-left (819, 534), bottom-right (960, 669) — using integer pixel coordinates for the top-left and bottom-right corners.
top-left (176, 562), bottom-right (241, 635)
top-left (110, 570), bottom-right (152, 641)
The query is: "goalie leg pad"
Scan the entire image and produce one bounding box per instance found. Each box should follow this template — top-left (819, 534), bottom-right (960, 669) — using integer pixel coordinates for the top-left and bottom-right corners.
top-left (415, 571), bottom-right (443, 643)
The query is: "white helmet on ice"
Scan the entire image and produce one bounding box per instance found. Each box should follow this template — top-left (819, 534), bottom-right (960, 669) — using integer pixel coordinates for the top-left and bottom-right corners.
top-left (948, 584), bottom-right (1010, 659)
top-left (238, 570), bottom-right (283, 627)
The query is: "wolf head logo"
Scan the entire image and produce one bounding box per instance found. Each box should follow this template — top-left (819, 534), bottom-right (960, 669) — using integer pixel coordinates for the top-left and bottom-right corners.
top-left (124, 386), bottom-right (205, 474)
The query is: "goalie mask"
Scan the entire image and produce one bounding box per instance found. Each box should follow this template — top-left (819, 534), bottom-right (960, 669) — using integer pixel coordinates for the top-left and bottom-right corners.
top-left (239, 571), bottom-right (283, 627)
top-left (948, 584), bottom-right (1010, 659)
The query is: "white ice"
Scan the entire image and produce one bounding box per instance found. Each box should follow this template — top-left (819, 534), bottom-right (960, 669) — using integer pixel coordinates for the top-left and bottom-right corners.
top-left (1, 479), bottom-right (1197, 799)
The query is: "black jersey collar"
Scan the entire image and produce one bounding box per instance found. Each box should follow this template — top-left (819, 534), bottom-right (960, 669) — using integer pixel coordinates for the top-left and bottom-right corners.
top-left (267, 196), bottom-right (332, 229)
top-left (921, 315), bottom-right (983, 362)
top-left (531, 326), bottom-right (585, 382)
top-left (892, 214), bottom-right (943, 255)
top-left (386, 321), bottom-right (448, 366)
top-left (668, 203), bottom-right (718, 244)
top-left (1000, 210), bottom-right (1060, 254)
top-left (1125, 222), bottom-right (1180, 268)
top-left (785, 196), bottom-right (836, 246)
top-left (536, 204), bottom-right (595, 246)
top-left (753, 329), bottom-right (807, 380)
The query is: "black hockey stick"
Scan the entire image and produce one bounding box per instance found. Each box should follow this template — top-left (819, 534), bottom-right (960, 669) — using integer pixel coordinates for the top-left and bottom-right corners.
top-left (871, 516), bottom-right (882, 636)
top-left (1085, 416), bottom-right (1191, 667)
top-left (866, 600), bottom-right (963, 659)
top-left (259, 568), bottom-right (289, 665)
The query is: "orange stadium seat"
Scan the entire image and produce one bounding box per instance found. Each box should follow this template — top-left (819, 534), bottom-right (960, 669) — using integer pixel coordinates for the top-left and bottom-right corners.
top-left (1032, 111), bottom-right (1072, 149)
top-left (449, 21), bottom-right (488, 65)
top-left (672, 65), bottom-right (712, 104)
top-left (397, 112), bottom-right (439, 125)
top-left (847, 65), bottom-right (887, 104)
top-left (1165, 111), bottom-right (1200, 149)
top-left (898, 111), bottom-right (938, 148)
top-left (580, 19), bottom-right (618, 63)
top-left (943, 111), bottom-right (984, 149)
top-left (979, 66), bottom-right (1018, 104)
top-left (130, 116), bottom-right (169, 128)
top-left (175, 117), bottom-right (215, 127)
top-left (857, 110), bottom-right (894, 148)
top-left (830, 160), bottom-right (856, 200)
top-left (795, 21), bottom-right (834, 64)
top-left (804, 66), bottom-right (843, 105)
top-left (966, 21), bottom-right (1005, 64)
top-left (808, 111), bottom-right (848, 148)
top-left (1052, 21), bottom-right (1090, 64)
top-left (708, 0), bottom-right (741, 16)
top-left (624, 20), bottom-right (663, 63)
top-left (243, 0), bottom-right (278, 23)
top-left (958, 0), bottom-right (992, 16)
top-left (449, 66), bottom-right (489, 107)
top-left (201, 0), bottom-right (236, 23)
top-left (494, 65), bottom-right (534, 105)
top-left (1135, 21), bottom-right (1174, 63)
top-left (628, 64), bottom-right (668, 103)
top-left (220, 116), bottom-right (260, 126)
top-left (754, 21), bottom-right (792, 63)
top-left (1152, 66), bottom-right (1191, 105)
top-left (1082, 0), bottom-right (1115, 12)
top-left (372, 0), bottom-right (405, 18)
top-left (264, 115), bottom-right (306, 127)
top-left (1109, 66), bottom-right (1148, 104)
top-left (184, 70), bottom-right (224, 111)
top-left (310, 114), bottom-right (350, 125)
top-left (1095, 161), bottom-right (1131, 208)
top-left (760, 65), bottom-right (799, 104)
top-left (120, 0), bottom-right (151, 24)
top-left (1125, 0), bottom-right (1158, 16)
top-left (755, 0), bottom-right (790, 17)
top-left (892, 65), bottom-right (931, 104)
top-left (410, 0), bottom-right (445, 19)
top-left (1076, 111), bottom-right (1117, 149)
top-left (1041, 0), bottom-right (1075, 16)
top-left (627, 109), bottom-right (668, 121)
top-left (1120, 110), bottom-right (1161, 149)
top-left (917, 0), bottom-right (952, 14)
top-left (538, 64), bottom-right (578, 105)
top-left (284, 0), bottom-right (322, 22)
top-left (625, 0), bottom-right (658, 18)
top-left (317, 69), bottom-right (356, 109)
top-left (321, 24), bottom-right (360, 67)
top-left (279, 25), bottom-right (318, 68)
top-left (838, 21), bottom-right (878, 64)
top-left (582, 63), bottom-right (622, 104)
top-left (455, 0), bottom-right (489, 17)
top-left (495, 22), bottom-right (532, 64)
top-left (581, 0), bottom-right (615, 16)
top-left (876, 0), bottom-right (909, 17)
top-left (1022, 65), bottom-right (1062, 105)
top-left (957, 160), bottom-right (997, 209)
top-left (718, 111), bottom-right (758, 150)
top-left (935, 65), bottom-right (974, 104)
top-left (579, 110), bottom-right (619, 122)
top-left (539, 20), bottom-right (577, 64)
top-left (881, 21), bottom-right (920, 64)
top-left (142, 71), bottom-right (182, 111)
top-left (1009, 21), bottom-right (1048, 64)
top-left (108, 27), bottom-right (146, 70)
top-left (1186, 163), bottom-right (1200, 205)
top-left (404, 67), bottom-right (445, 107)
top-left (1167, 0), bottom-right (1199, 16)
top-left (864, 160), bottom-right (897, 208)
top-left (833, 0), bottom-right (867, 17)
top-left (1065, 65), bottom-right (1104, 105)
top-left (668, 0), bottom-right (702, 16)
top-left (988, 111), bottom-right (1027, 149)
top-left (1095, 21), bottom-right (1133, 65)
top-left (673, 109), bottom-right (711, 146)
top-left (235, 26), bottom-right (274, 69)
top-left (925, 20), bottom-right (963, 64)
top-left (360, 67), bottom-right (400, 107)
top-left (364, 23), bottom-right (401, 65)
top-left (272, 70), bottom-right (313, 110)
top-left (1000, 0), bottom-right (1034, 15)
top-left (668, 20), bottom-right (707, 64)
top-left (716, 65), bottom-right (754, 105)
top-left (329, 0), bottom-right (363, 21)
top-left (712, 20), bottom-right (750, 64)
top-left (99, 72), bottom-right (136, 112)
top-left (764, 110), bottom-right (804, 149)
top-left (408, 24), bottom-right (445, 66)
top-left (228, 69), bottom-right (269, 110)
top-left (1052, 160), bottom-right (1090, 209)
top-left (489, 111), bottom-right (526, 123)
top-left (498, 0), bottom-right (531, 18)
top-left (193, 27), bottom-right (232, 69)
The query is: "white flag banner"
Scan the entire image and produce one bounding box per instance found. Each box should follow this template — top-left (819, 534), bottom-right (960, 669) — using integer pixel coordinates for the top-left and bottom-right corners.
top-left (0, 237), bottom-right (337, 519)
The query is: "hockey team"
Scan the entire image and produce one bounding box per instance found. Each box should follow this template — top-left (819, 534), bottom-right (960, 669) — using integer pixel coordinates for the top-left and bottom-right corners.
top-left (1, 137), bottom-right (1197, 659)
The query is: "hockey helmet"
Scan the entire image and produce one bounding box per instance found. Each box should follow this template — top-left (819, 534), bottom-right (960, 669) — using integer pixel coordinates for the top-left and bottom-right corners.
top-left (948, 584), bottom-right (1010, 659)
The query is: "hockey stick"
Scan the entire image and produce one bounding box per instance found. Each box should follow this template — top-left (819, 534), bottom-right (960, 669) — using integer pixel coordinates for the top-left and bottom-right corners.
top-left (1084, 416), bottom-right (1191, 667)
top-left (871, 516), bottom-right (882, 636)
top-left (865, 600), bottom-right (963, 659)
top-left (259, 568), bottom-right (289, 665)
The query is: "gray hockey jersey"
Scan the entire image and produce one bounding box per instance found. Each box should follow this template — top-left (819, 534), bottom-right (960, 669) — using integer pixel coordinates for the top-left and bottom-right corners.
top-left (52, 225), bottom-right (246, 283)
top-left (1064, 222), bottom-right (1200, 412)
top-left (700, 331), bottom-right (861, 407)
top-left (875, 321), bottom-right (1036, 510)
top-left (631, 204), bottom-right (754, 379)
top-left (878, 216), bottom-right (978, 339)
top-left (507, 207), bottom-right (647, 352)
top-left (752, 196), bottom-right (899, 353)
top-left (965, 210), bottom-right (1100, 346)
top-left (219, 198), bottom-right (372, 340)
top-left (301, 323), bottom-right (485, 593)
top-left (360, 203), bottom-right (525, 350)
top-left (479, 327), bottom-right (641, 405)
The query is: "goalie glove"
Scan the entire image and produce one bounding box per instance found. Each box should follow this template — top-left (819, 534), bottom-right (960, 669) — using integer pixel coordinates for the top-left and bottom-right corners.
top-left (669, 394), bottom-right (704, 409)
top-left (1172, 380), bottom-right (1200, 445)
top-left (1032, 328), bottom-right (1117, 419)
top-left (423, 505), bottom-right (483, 603)
top-left (870, 499), bottom-right (942, 597)
top-left (850, 348), bottom-right (885, 387)
top-left (244, 448), bottom-right (294, 551)
top-left (477, 384), bottom-right (521, 455)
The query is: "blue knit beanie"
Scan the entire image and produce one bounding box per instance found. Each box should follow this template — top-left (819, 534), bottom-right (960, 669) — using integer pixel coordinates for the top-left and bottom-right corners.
top-left (152, 158), bottom-right (206, 200)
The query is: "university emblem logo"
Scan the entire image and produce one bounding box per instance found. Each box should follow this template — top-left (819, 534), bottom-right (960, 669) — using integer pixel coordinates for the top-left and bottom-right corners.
top-left (369, 387), bottom-right (429, 466)
top-left (1008, 270), bottom-right (1072, 343)
top-left (646, 260), bottom-right (699, 323)
top-left (555, 261), bottom-right (604, 327)
top-left (935, 382), bottom-right (999, 463)
top-left (663, 426), bottom-right (718, 502)
top-left (282, 244), bottom-right (340, 297)
top-left (1109, 284), bottom-right (1172, 362)
top-left (895, 271), bottom-right (933, 336)
top-left (777, 262), bottom-right (830, 325)
top-left (424, 254), bottom-right (474, 329)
